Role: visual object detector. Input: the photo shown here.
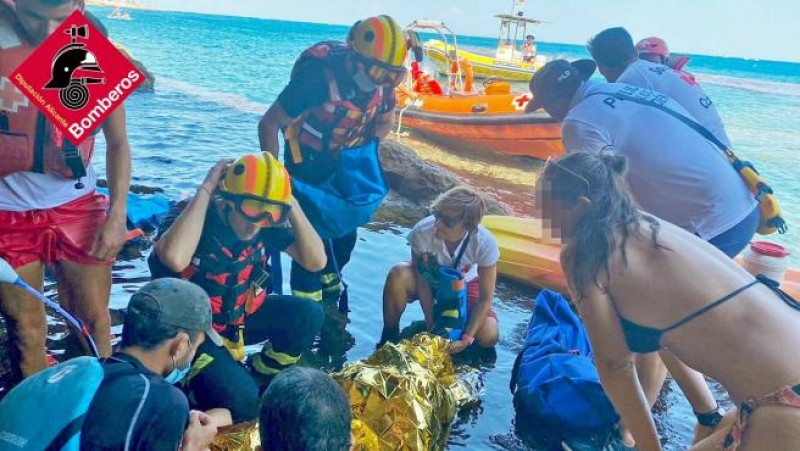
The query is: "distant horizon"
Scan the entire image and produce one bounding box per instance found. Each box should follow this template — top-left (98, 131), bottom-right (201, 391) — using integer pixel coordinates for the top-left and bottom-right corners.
top-left (95, 5), bottom-right (800, 65)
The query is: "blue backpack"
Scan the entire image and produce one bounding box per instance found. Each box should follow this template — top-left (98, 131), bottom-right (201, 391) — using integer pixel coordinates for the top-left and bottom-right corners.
top-left (97, 187), bottom-right (172, 231)
top-left (0, 357), bottom-right (140, 450)
top-left (292, 139), bottom-right (388, 239)
top-left (510, 290), bottom-right (619, 432)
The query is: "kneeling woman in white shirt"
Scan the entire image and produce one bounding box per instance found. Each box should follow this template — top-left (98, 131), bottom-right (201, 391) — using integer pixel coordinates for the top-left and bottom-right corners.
top-left (379, 186), bottom-right (500, 354)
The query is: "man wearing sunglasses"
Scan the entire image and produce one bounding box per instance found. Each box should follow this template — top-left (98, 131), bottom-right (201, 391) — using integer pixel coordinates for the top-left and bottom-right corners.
top-left (258, 15), bottom-right (406, 308)
top-left (147, 153), bottom-right (326, 425)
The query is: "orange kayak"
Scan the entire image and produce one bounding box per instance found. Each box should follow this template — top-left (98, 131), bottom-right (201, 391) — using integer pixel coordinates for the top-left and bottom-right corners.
top-left (482, 215), bottom-right (800, 299)
top-left (395, 88), bottom-right (563, 160)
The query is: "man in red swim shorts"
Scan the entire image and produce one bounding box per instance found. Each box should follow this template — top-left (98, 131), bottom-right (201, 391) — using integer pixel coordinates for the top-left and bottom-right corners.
top-left (0, 0), bottom-right (131, 383)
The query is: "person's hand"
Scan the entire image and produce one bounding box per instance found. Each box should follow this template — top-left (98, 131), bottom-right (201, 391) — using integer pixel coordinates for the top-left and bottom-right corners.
top-left (181, 410), bottom-right (217, 451)
top-left (199, 159), bottom-right (234, 196)
top-left (448, 339), bottom-right (471, 355)
top-left (90, 214), bottom-right (126, 261)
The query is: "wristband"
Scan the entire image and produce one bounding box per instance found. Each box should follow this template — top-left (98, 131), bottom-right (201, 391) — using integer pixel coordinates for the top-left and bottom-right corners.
top-left (695, 407), bottom-right (723, 428)
top-left (461, 333), bottom-right (475, 346)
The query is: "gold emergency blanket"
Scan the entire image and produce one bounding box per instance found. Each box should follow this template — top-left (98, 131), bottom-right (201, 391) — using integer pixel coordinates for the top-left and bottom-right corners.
top-left (334, 333), bottom-right (478, 451)
top-left (210, 421), bottom-right (260, 451)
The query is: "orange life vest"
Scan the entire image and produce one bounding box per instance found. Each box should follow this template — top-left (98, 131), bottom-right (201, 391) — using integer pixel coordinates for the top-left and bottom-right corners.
top-left (285, 41), bottom-right (385, 165)
top-left (0, 6), bottom-right (94, 179)
top-left (449, 56), bottom-right (474, 93)
top-left (180, 207), bottom-right (271, 340)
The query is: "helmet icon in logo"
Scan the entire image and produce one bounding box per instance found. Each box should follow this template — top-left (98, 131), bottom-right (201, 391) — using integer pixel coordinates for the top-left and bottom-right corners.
top-left (44, 25), bottom-right (105, 110)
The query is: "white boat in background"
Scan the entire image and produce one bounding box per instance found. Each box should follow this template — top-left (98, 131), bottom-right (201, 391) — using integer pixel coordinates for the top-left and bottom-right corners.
top-left (108, 0), bottom-right (132, 20)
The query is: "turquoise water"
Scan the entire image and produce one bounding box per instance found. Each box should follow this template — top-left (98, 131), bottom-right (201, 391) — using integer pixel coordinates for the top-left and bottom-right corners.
top-left (88, 7), bottom-right (800, 450)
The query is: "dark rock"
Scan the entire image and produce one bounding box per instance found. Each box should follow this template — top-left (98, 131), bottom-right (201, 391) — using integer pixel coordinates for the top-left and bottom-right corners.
top-left (115, 43), bottom-right (155, 92)
top-left (97, 179), bottom-right (164, 194)
top-left (379, 139), bottom-right (509, 220)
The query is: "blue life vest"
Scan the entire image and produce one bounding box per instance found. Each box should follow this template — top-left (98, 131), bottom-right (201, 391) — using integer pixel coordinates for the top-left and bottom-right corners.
top-left (510, 290), bottom-right (619, 432)
top-left (292, 139), bottom-right (388, 239)
top-left (0, 357), bottom-right (141, 450)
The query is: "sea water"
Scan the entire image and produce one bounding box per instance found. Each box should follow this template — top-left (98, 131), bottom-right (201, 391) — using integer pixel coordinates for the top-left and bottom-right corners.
top-left (88, 8), bottom-right (800, 450)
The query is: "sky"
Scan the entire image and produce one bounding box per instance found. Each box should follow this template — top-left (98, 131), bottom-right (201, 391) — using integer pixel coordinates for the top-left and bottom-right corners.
top-left (151, 0), bottom-right (800, 63)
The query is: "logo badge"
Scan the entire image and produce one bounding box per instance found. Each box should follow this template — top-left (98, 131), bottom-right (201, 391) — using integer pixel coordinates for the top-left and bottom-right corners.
top-left (10, 10), bottom-right (144, 145)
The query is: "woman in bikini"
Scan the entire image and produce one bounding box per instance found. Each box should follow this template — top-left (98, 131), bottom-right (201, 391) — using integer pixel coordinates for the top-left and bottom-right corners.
top-left (535, 151), bottom-right (800, 450)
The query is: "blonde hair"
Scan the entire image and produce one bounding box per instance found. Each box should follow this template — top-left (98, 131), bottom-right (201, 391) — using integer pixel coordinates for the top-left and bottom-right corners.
top-left (430, 186), bottom-right (488, 232)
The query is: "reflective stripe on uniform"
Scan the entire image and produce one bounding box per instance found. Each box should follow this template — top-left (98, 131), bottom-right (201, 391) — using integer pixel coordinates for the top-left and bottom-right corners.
top-left (321, 272), bottom-right (339, 286)
top-left (186, 352), bottom-right (215, 381)
top-left (251, 343), bottom-right (300, 376)
top-left (292, 288), bottom-right (323, 302)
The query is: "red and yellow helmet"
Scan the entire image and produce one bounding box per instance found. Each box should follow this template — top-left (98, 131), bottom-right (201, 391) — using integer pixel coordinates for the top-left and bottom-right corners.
top-left (347, 15), bottom-right (407, 73)
top-left (218, 152), bottom-right (292, 227)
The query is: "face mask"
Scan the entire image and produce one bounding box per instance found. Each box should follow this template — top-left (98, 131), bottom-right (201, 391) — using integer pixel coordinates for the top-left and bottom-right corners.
top-left (164, 337), bottom-right (193, 384)
top-left (165, 354), bottom-right (192, 384)
top-left (352, 69), bottom-right (377, 92)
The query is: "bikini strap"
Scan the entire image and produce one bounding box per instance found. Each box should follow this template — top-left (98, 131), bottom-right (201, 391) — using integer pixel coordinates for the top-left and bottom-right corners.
top-left (756, 274), bottom-right (800, 311)
top-left (663, 279), bottom-right (760, 333)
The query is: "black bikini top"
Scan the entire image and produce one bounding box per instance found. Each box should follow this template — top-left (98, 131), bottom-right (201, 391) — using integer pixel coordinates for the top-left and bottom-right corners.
top-left (618, 279), bottom-right (760, 353)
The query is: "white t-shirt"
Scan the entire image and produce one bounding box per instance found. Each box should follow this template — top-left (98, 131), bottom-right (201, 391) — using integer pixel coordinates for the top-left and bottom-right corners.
top-left (561, 80), bottom-right (756, 240)
top-left (617, 59), bottom-right (731, 148)
top-left (0, 13), bottom-right (99, 212)
top-left (0, 167), bottom-right (98, 211)
top-left (408, 215), bottom-right (500, 282)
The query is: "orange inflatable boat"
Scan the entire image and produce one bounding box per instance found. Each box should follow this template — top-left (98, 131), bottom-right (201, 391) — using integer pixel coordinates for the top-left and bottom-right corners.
top-left (396, 20), bottom-right (563, 160)
top-left (395, 86), bottom-right (563, 160)
top-left (482, 215), bottom-right (800, 298)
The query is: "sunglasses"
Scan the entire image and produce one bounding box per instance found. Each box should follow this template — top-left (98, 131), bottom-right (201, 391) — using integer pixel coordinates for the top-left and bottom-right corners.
top-left (433, 211), bottom-right (464, 228)
top-left (543, 156), bottom-right (591, 196)
top-left (357, 56), bottom-right (407, 87)
top-left (218, 191), bottom-right (291, 227)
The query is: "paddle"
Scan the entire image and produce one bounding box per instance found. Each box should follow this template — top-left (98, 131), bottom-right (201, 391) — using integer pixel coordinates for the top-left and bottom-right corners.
top-left (0, 257), bottom-right (100, 358)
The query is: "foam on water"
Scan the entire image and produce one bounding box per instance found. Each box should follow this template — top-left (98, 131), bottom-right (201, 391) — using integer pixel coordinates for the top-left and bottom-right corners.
top-left (157, 77), bottom-right (270, 115)
top-left (698, 73), bottom-right (800, 97)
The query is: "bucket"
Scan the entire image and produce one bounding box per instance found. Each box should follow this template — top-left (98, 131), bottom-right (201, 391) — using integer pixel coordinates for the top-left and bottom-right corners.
top-left (741, 241), bottom-right (791, 284)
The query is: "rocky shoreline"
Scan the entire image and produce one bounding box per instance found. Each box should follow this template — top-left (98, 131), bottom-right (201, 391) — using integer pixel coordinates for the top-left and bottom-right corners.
top-left (0, 137), bottom-right (534, 392)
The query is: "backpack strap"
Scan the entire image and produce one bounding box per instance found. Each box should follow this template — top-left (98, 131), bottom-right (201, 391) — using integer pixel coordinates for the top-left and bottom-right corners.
top-left (588, 90), bottom-right (731, 154)
top-left (45, 416), bottom-right (87, 451)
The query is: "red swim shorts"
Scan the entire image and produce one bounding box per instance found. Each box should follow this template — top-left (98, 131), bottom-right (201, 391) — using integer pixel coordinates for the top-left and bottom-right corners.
top-left (0, 192), bottom-right (112, 269)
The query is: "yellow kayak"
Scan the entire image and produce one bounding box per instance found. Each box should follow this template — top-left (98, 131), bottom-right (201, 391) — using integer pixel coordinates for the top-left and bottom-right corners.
top-left (484, 215), bottom-right (800, 299)
top-left (481, 215), bottom-right (566, 292)
top-left (424, 40), bottom-right (543, 81)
